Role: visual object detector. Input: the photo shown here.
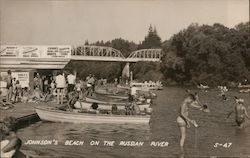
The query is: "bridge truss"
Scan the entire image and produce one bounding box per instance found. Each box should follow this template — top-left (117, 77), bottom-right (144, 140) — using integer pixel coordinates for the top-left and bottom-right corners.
top-left (71, 45), bottom-right (125, 61)
top-left (71, 46), bottom-right (162, 62)
top-left (127, 49), bottom-right (162, 62)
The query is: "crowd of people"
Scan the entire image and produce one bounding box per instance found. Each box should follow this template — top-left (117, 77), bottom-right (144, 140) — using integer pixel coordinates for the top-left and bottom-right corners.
top-left (0, 70), bottom-right (104, 108)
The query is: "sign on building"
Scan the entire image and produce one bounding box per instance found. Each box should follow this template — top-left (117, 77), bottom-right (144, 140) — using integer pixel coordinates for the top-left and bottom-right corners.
top-left (0, 45), bottom-right (72, 58)
top-left (12, 72), bottom-right (30, 88)
top-left (0, 46), bottom-right (19, 57)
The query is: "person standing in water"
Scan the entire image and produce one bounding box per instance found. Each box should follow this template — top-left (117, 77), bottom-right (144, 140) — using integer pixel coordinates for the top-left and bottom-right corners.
top-left (177, 92), bottom-right (209, 150)
top-left (227, 97), bottom-right (250, 129)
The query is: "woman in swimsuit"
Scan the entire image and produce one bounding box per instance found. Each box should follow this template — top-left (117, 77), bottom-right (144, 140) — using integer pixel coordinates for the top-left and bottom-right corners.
top-left (177, 92), bottom-right (207, 149)
top-left (227, 97), bottom-right (250, 128)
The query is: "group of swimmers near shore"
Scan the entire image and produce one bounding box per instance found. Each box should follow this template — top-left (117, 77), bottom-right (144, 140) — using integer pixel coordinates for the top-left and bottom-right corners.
top-left (177, 89), bottom-right (249, 152)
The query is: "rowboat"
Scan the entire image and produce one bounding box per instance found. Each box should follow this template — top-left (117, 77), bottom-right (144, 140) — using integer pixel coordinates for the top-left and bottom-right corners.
top-left (85, 96), bottom-right (128, 105)
top-left (238, 84), bottom-right (250, 88)
top-left (35, 106), bottom-right (150, 124)
top-left (95, 90), bottom-right (129, 99)
top-left (74, 101), bottom-right (151, 112)
top-left (130, 82), bottom-right (163, 91)
top-left (239, 89), bottom-right (250, 93)
top-left (94, 92), bottom-right (129, 100)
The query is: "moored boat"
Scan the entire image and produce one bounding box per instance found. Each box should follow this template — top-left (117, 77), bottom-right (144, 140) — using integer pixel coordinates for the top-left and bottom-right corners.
top-left (238, 84), bottom-right (250, 88)
top-left (130, 82), bottom-right (163, 91)
top-left (85, 96), bottom-right (128, 105)
top-left (74, 101), bottom-right (151, 112)
top-left (94, 92), bottom-right (129, 100)
top-left (35, 106), bottom-right (150, 124)
top-left (239, 89), bottom-right (250, 93)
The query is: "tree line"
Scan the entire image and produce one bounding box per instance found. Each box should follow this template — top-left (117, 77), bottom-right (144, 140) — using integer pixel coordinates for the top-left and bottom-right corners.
top-left (161, 22), bottom-right (250, 86)
top-left (68, 22), bottom-right (250, 86)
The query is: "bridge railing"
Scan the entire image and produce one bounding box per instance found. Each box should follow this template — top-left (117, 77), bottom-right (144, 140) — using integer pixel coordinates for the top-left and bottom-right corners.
top-left (72, 45), bottom-right (125, 58)
top-left (127, 49), bottom-right (162, 61)
top-left (71, 46), bottom-right (162, 62)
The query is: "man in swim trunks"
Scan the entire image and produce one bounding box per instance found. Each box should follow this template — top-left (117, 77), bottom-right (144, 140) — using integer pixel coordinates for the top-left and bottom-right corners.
top-left (227, 97), bottom-right (250, 128)
top-left (177, 92), bottom-right (206, 150)
top-left (55, 71), bottom-right (66, 104)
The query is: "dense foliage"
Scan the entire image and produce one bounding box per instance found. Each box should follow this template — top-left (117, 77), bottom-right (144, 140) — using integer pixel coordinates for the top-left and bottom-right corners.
top-left (161, 22), bottom-right (250, 86)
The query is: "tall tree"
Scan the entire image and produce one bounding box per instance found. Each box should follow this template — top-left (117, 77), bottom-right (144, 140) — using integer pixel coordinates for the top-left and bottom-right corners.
top-left (138, 25), bottom-right (162, 49)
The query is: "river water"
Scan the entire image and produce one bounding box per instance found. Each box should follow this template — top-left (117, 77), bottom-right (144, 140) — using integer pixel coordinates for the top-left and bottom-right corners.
top-left (18, 87), bottom-right (250, 158)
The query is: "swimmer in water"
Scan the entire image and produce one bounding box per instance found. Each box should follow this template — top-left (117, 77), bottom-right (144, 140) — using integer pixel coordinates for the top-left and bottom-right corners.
top-left (177, 92), bottom-right (209, 150)
top-left (227, 97), bottom-right (250, 129)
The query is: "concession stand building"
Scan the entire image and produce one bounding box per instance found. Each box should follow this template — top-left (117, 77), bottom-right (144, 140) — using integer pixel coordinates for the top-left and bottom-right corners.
top-left (0, 45), bottom-right (72, 89)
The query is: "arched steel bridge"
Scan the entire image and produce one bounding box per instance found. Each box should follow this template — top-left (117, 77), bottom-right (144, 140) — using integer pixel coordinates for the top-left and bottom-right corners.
top-left (71, 45), bottom-right (162, 62)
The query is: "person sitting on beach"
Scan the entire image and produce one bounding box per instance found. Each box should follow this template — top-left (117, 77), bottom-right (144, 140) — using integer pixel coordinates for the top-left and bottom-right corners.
top-left (0, 117), bottom-right (22, 158)
top-left (227, 97), bottom-right (250, 129)
top-left (21, 88), bottom-right (29, 103)
top-left (176, 92), bottom-right (209, 150)
top-left (28, 87), bottom-right (46, 102)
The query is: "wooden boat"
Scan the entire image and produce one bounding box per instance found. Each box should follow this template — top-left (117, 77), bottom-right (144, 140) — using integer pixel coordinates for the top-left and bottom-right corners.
top-left (94, 92), bottom-right (129, 100)
top-left (85, 96), bottom-right (128, 105)
top-left (239, 89), bottom-right (250, 93)
top-left (130, 82), bottom-right (163, 91)
top-left (117, 85), bottom-right (130, 90)
top-left (74, 101), bottom-right (151, 112)
top-left (35, 106), bottom-right (150, 124)
top-left (238, 84), bottom-right (250, 88)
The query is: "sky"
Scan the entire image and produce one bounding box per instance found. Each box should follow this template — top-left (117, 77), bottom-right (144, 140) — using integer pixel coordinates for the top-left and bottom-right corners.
top-left (0, 0), bottom-right (249, 45)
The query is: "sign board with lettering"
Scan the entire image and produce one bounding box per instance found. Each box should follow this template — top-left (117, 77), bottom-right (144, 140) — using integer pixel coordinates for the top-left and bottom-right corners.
top-left (0, 45), bottom-right (72, 58)
top-left (0, 46), bottom-right (19, 57)
top-left (12, 72), bottom-right (30, 88)
top-left (45, 46), bottom-right (71, 58)
top-left (22, 46), bottom-right (42, 58)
